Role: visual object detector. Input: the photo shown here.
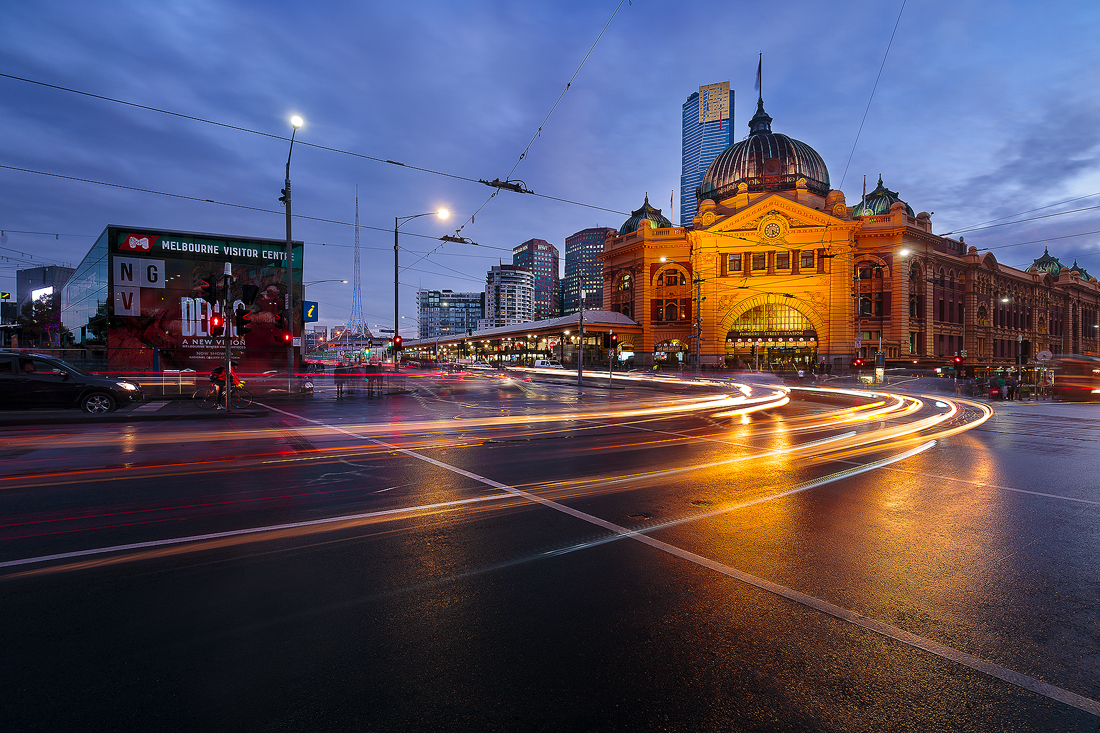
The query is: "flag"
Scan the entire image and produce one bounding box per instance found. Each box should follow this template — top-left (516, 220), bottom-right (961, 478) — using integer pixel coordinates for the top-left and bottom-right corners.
top-left (754, 55), bottom-right (761, 94)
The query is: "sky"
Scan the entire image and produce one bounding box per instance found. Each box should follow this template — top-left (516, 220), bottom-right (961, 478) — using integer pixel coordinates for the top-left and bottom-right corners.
top-left (2, 0), bottom-right (1100, 337)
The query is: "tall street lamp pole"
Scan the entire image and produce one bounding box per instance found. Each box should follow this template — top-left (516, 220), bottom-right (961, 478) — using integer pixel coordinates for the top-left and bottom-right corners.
top-left (283, 115), bottom-right (303, 392)
top-left (394, 209), bottom-right (448, 373)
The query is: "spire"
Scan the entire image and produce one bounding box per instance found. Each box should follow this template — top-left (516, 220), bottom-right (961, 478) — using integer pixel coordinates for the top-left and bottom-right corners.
top-left (748, 53), bottom-right (772, 134)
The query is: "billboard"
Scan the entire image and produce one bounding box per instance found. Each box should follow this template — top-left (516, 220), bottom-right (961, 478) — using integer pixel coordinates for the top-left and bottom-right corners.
top-left (106, 227), bottom-right (303, 374)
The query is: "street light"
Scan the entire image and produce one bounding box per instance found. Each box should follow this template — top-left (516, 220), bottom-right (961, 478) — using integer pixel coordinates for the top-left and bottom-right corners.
top-left (282, 114), bottom-right (303, 392)
top-left (394, 209), bottom-right (449, 373)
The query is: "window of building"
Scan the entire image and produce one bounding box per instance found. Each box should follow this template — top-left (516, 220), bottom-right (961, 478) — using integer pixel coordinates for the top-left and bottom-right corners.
top-left (616, 273), bottom-right (632, 291)
top-left (751, 254), bottom-right (766, 271)
top-left (664, 303), bottom-right (678, 321)
top-left (728, 254), bottom-right (742, 273)
top-left (860, 297), bottom-right (872, 316)
top-left (776, 252), bottom-right (790, 269)
top-left (658, 268), bottom-right (686, 286)
top-left (801, 251), bottom-right (815, 270)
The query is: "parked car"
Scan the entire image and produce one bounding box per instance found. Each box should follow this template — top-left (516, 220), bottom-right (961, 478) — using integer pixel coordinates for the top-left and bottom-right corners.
top-left (0, 352), bottom-right (144, 413)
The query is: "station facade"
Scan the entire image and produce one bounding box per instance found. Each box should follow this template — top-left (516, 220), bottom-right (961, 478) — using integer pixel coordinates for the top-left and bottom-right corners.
top-left (601, 97), bottom-right (1100, 374)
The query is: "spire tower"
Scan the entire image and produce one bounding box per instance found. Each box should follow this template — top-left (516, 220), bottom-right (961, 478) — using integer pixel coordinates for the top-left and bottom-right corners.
top-left (349, 186), bottom-right (366, 335)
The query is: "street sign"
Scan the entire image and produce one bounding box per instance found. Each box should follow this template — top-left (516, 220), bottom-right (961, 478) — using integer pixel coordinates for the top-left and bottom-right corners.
top-left (0, 292), bottom-right (9, 300)
top-left (292, 337), bottom-right (302, 347)
top-left (960, 349), bottom-right (967, 357)
top-left (303, 300), bottom-right (318, 323)
top-left (854, 338), bottom-right (862, 349)
top-left (378, 328), bottom-right (395, 334)
top-left (1037, 349), bottom-right (1053, 361)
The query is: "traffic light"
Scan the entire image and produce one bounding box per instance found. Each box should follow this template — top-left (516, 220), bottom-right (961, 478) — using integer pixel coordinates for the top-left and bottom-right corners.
top-left (200, 279), bottom-right (217, 305)
top-left (610, 333), bottom-right (618, 348)
top-left (235, 308), bottom-right (252, 335)
top-left (386, 339), bottom-right (393, 353)
top-left (282, 331), bottom-right (292, 343)
top-left (209, 312), bottom-right (225, 337)
top-left (853, 357), bottom-right (865, 368)
top-left (279, 187), bottom-right (289, 205)
top-left (394, 335), bottom-right (403, 352)
top-left (952, 355), bottom-right (964, 366)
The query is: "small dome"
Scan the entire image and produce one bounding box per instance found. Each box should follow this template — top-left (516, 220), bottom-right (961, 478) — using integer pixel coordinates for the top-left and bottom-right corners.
top-left (1070, 260), bottom-right (1093, 281)
top-left (1027, 248), bottom-right (1066, 276)
top-left (619, 194), bottom-right (673, 235)
top-left (698, 98), bottom-right (830, 202)
top-left (851, 176), bottom-right (915, 217)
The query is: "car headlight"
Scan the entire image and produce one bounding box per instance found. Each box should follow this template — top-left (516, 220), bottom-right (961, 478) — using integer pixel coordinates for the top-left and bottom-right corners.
top-left (116, 382), bottom-right (139, 391)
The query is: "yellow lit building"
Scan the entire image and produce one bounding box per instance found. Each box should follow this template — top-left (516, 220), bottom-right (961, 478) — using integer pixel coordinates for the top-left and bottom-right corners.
top-left (601, 95), bottom-right (1100, 374)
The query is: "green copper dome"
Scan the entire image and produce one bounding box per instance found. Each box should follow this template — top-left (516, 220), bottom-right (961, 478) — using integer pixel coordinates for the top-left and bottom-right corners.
top-left (1027, 248), bottom-right (1066, 276)
top-left (851, 176), bottom-right (915, 217)
top-left (1070, 260), bottom-right (1093, 281)
top-left (619, 194), bottom-right (673, 235)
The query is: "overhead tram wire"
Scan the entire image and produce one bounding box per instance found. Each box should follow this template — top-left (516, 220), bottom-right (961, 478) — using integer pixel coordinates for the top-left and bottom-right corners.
top-left (0, 72), bottom-right (627, 218)
top-left (838, 0), bottom-right (907, 190)
top-left (941, 190), bottom-right (1100, 235)
top-left (0, 163), bottom-right (513, 249)
top-left (443, 0), bottom-right (629, 245)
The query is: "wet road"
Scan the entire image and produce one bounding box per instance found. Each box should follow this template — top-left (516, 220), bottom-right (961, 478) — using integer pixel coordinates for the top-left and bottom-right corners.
top-left (1, 373), bottom-right (1098, 731)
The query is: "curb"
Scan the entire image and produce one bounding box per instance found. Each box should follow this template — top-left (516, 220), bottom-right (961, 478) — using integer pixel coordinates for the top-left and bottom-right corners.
top-left (0, 407), bottom-right (271, 427)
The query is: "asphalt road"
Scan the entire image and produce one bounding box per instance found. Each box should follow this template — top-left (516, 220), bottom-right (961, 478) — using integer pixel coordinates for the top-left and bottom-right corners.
top-left (1, 373), bottom-right (1098, 732)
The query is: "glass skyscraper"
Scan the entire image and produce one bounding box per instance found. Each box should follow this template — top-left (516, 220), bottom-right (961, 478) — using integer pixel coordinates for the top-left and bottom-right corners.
top-left (512, 238), bottom-right (559, 320)
top-left (680, 81), bottom-right (733, 226)
top-left (563, 227), bottom-right (615, 315)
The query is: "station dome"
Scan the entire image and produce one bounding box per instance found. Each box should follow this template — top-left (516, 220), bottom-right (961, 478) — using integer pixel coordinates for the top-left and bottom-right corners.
top-left (697, 98), bottom-right (831, 202)
top-left (851, 176), bottom-right (915, 217)
top-left (619, 194), bottom-right (673, 235)
top-left (1027, 248), bottom-right (1065, 276)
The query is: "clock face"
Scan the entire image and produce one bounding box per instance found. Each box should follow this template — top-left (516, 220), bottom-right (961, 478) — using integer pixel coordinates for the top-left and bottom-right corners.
top-left (764, 222), bottom-right (781, 238)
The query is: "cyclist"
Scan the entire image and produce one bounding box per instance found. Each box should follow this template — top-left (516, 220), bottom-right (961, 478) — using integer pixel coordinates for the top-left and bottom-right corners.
top-left (209, 361), bottom-right (240, 409)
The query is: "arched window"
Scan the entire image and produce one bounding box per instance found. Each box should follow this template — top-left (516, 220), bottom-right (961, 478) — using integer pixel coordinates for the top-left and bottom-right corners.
top-left (658, 268), bottom-right (686, 287)
top-left (616, 272), bottom-right (633, 291)
top-left (664, 303), bottom-right (678, 321)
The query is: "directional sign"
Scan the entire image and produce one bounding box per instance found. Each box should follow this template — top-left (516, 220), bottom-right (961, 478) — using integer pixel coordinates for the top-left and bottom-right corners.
top-left (303, 300), bottom-right (319, 323)
top-left (0, 292), bottom-right (9, 300)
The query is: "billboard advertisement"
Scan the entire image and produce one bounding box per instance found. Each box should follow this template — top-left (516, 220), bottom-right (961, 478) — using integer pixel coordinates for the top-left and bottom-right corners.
top-left (106, 227), bottom-right (303, 374)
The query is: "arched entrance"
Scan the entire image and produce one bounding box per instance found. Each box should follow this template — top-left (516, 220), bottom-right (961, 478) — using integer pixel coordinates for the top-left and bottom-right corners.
top-left (655, 339), bottom-right (687, 366)
top-left (724, 303), bottom-right (818, 371)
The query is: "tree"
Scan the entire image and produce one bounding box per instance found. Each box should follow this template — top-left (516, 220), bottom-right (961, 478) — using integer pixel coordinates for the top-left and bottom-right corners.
top-left (17, 293), bottom-right (70, 347)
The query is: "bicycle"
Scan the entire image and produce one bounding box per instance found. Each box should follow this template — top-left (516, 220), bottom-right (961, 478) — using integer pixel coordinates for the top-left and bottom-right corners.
top-left (193, 382), bottom-right (253, 410)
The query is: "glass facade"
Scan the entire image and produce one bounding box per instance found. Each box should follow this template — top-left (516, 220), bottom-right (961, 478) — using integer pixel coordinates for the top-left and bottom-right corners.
top-left (61, 229), bottom-right (110, 351)
top-left (563, 227), bottom-right (614, 314)
top-left (417, 289), bottom-right (484, 339)
top-left (60, 226), bottom-right (303, 374)
top-left (681, 82), bottom-right (733, 226)
top-left (512, 239), bottom-right (559, 320)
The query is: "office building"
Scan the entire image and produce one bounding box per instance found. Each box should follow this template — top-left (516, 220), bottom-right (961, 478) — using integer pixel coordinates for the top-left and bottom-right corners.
top-left (680, 81), bottom-right (733, 226)
top-left (417, 289), bottom-right (485, 339)
top-left (512, 239), bottom-right (559, 319)
top-left (563, 227), bottom-right (615, 314)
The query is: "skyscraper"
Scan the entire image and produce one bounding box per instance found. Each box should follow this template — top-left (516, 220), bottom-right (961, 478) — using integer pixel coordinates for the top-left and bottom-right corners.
top-left (680, 81), bottom-right (732, 226)
top-left (511, 238), bottom-right (559, 319)
top-left (563, 227), bottom-right (615, 314)
top-left (480, 265), bottom-right (534, 329)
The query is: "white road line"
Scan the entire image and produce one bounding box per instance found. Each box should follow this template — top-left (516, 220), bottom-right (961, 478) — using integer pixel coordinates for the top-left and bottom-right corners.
top-left (130, 401), bottom-right (170, 412)
top-left (255, 402), bottom-right (1100, 717)
top-left (0, 493), bottom-right (510, 570)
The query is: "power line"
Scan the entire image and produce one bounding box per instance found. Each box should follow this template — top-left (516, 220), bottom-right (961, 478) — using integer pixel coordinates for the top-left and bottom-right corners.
top-left (943, 191), bottom-right (1100, 234)
top-left (944, 202), bottom-right (1100, 236)
top-left (0, 163), bottom-right (510, 248)
top-left (0, 71), bottom-right (628, 217)
top-left (838, 0), bottom-right (907, 190)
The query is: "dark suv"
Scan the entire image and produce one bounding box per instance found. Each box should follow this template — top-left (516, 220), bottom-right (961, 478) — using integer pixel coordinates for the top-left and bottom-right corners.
top-left (0, 352), bottom-right (144, 413)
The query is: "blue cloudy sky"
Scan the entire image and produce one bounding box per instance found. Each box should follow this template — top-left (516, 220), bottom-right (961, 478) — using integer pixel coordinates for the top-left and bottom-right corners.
top-left (2, 0), bottom-right (1099, 335)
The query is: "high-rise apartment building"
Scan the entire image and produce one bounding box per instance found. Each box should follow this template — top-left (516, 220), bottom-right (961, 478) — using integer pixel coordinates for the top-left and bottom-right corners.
top-left (563, 227), bottom-right (615, 314)
top-left (511, 239), bottom-right (559, 319)
top-left (680, 81), bottom-right (733, 226)
top-left (416, 289), bottom-right (485, 339)
top-left (479, 265), bottom-right (534, 330)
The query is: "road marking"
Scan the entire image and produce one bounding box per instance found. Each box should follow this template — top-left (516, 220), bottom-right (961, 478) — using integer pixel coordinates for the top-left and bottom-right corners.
top-left (130, 401), bottom-right (169, 412)
top-left (0, 493), bottom-right (511, 570)
top-left (251, 402), bottom-right (1100, 716)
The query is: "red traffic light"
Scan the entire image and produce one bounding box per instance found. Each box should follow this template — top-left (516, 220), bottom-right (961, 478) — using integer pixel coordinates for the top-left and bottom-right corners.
top-left (952, 356), bottom-right (964, 364)
top-left (394, 335), bottom-right (403, 351)
top-left (282, 332), bottom-right (292, 343)
top-left (209, 313), bottom-right (225, 336)
top-left (853, 357), bottom-right (864, 368)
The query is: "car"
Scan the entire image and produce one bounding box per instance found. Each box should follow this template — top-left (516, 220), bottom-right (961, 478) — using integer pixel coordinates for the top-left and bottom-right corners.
top-left (467, 362), bottom-right (496, 370)
top-left (0, 352), bottom-right (144, 413)
top-left (533, 360), bottom-right (565, 369)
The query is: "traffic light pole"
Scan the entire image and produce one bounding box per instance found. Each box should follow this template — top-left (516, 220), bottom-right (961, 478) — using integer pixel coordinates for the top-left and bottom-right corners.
top-left (223, 268), bottom-right (233, 411)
